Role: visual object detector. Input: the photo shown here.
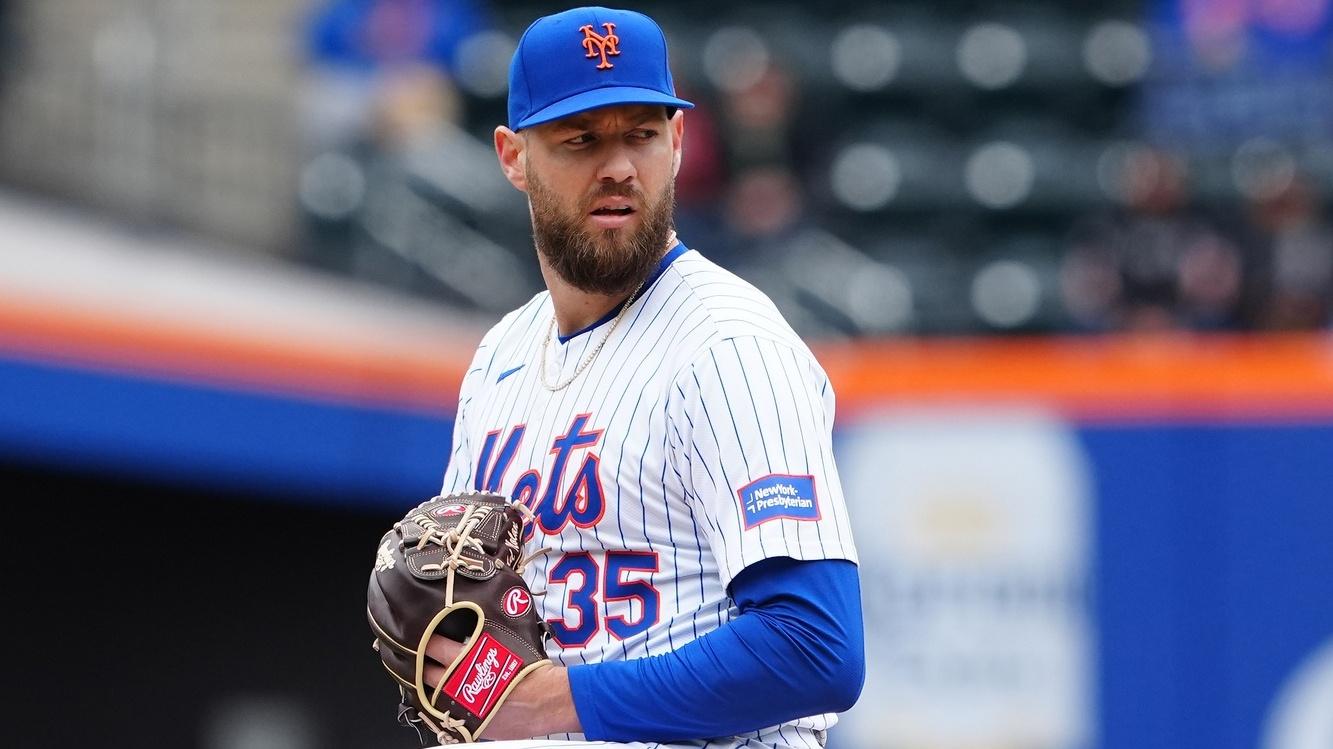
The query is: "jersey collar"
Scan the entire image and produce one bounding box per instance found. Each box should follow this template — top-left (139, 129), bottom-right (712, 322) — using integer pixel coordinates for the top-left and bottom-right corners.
top-left (556, 239), bottom-right (688, 344)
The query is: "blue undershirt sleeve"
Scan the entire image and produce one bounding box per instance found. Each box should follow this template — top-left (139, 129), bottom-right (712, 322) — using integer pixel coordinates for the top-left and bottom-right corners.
top-left (567, 557), bottom-right (865, 742)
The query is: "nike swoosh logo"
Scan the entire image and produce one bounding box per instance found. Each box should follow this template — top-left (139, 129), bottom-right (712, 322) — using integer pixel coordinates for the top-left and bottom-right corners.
top-left (496, 365), bottom-right (525, 383)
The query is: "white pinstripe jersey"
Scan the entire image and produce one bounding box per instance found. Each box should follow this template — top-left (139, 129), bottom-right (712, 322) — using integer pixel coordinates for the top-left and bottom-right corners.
top-left (441, 245), bottom-right (858, 749)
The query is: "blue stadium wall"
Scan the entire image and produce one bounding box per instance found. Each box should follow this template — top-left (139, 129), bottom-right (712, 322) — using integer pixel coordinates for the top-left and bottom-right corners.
top-left (3, 336), bottom-right (1332, 749)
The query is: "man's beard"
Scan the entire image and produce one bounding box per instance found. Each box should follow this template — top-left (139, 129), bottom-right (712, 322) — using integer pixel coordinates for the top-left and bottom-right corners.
top-left (527, 168), bottom-right (674, 296)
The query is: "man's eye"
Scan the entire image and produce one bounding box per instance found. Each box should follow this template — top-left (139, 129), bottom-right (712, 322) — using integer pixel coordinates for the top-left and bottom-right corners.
top-left (566, 134), bottom-right (595, 146)
top-left (631, 129), bottom-right (657, 141)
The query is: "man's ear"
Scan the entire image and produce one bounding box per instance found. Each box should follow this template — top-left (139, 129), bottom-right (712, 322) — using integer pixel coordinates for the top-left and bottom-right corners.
top-left (495, 126), bottom-right (528, 192)
top-left (670, 109), bottom-right (685, 177)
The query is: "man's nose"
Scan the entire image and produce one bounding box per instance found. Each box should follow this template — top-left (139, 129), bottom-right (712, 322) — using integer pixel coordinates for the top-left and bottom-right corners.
top-left (596, 146), bottom-right (636, 184)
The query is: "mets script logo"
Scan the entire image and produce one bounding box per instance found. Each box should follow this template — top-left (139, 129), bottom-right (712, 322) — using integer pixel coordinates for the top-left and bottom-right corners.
top-left (502, 586), bottom-right (532, 618)
top-left (580, 22), bottom-right (620, 70)
top-left (474, 414), bottom-right (608, 540)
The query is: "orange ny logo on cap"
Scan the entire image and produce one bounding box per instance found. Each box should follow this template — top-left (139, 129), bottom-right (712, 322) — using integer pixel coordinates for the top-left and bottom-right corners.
top-left (579, 22), bottom-right (620, 70)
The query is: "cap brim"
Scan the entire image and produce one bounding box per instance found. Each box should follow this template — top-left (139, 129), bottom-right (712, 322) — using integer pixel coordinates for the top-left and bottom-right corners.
top-left (514, 86), bottom-right (694, 130)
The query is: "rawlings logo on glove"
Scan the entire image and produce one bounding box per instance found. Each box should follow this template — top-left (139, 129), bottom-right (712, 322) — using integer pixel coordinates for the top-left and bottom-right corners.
top-left (445, 633), bottom-right (523, 716)
top-left (367, 493), bottom-right (550, 744)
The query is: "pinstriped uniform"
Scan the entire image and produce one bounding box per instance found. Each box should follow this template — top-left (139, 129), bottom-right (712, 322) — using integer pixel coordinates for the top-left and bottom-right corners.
top-left (441, 247), bottom-right (857, 749)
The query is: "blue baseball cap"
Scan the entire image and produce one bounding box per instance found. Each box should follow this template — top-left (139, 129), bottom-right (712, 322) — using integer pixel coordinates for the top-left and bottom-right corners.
top-left (507, 7), bottom-right (694, 131)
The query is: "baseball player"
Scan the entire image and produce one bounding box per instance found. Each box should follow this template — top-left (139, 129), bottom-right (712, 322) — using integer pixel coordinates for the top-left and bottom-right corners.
top-left (426, 7), bottom-right (863, 748)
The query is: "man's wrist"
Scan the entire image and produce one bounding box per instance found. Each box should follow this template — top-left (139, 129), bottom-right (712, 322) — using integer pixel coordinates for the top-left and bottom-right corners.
top-left (511, 661), bottom-right (581, 737)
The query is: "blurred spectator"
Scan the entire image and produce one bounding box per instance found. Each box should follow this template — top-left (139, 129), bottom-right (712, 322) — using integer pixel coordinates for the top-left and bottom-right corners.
top-left (308, 0), bottom-right (489, 71)
top-left (723, 64), bottom-right (798, 167)
top-left (670, 90), bottom-right (733, 268)
top-left (300, 0), bottom-right (490, 153)
top-left (297, 0), bottom-right (513, 297)
top-left (1251, 176), bottom-right (1333, 329)
top-left (1175, 229), bottom-right (1244, 329)
top-left (727, 166), bottom-right (805, 242)
top-left (693, 51), bottom-right (810, 269)
top-left (1060, 238), bottom-right (1124, 332)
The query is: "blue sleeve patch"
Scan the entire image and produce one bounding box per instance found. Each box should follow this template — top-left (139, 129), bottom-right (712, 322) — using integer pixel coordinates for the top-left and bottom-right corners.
top-left (737, 474), bottom-right (820, 529)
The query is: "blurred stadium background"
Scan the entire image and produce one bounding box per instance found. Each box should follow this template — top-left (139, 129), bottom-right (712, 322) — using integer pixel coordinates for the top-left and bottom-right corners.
top-left (2, 1), bottom-right (1332, 748)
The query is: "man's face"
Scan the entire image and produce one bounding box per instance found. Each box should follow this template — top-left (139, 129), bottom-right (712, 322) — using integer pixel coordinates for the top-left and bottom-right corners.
top-left (501, 104), bottom-right (683, 295)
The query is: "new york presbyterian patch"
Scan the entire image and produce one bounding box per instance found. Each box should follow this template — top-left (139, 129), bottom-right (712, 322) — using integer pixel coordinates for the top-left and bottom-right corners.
top-left (737, 474), bottom-right (820, 529)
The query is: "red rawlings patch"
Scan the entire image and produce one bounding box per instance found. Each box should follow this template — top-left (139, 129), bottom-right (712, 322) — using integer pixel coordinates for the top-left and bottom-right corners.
top-left (441, 632), bottom-right (522, 718)
top-left (433, 503), bottom-right (467, 517)
top-left (502, 586), bottom-right (532, 618)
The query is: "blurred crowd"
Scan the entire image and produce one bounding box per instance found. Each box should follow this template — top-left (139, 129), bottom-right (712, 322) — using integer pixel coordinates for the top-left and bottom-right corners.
top-left (1063, 150), bottom-right (1333, 333)
top-left (291, 0), bottom-right (1333, 338)
top-left (1, 0), bottom-right (1330, 338)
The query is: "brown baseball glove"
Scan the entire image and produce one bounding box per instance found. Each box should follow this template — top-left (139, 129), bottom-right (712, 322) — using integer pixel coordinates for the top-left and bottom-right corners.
top-left (367, 492), bottom-right (549, 744)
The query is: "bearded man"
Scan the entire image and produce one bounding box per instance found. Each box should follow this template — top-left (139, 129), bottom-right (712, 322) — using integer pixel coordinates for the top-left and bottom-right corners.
top-left (412, 7), bottom-right (865, 748)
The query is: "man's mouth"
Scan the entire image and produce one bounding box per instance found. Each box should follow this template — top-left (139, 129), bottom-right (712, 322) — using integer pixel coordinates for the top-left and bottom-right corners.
top-left (588, 199), bottom-right (637, 228)
top-left (589, 201), bottom-right (635, 216)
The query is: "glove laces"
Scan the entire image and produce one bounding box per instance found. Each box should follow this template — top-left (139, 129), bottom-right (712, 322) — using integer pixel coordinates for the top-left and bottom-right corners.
top-left (416, 504), bottom-right (491, 606)
top-left (413, 501), bottom-right (549, 604)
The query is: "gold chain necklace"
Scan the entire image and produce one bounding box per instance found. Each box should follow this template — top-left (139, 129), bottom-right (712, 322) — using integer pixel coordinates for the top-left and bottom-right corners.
top-left (539, 276), bottom-right (647, 392)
